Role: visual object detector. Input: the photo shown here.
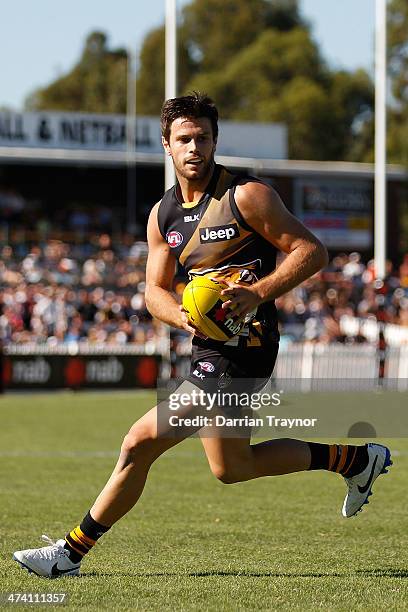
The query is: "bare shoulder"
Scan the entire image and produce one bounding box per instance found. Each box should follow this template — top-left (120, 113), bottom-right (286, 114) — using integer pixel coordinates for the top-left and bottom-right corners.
top-left (234, 177), bottom-right (326, 254)
top-left (147, 201), bottom-right (164, 244)
top-left (235, 178), bottom-right (285, 223)
top-left (148, 201), bottom-right (161, 221)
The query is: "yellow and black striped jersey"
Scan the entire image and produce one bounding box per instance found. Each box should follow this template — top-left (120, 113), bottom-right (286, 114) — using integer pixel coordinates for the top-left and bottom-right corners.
top-left (158, 164), bottom-right (279, 347)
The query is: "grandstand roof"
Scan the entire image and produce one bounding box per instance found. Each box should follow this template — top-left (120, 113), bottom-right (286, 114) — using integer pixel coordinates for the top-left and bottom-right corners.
top-left (0, 146), bottom-right (407, 181)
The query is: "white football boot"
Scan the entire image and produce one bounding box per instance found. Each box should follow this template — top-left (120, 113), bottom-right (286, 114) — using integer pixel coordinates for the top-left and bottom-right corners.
top-left (342, 443), bottom-right (392, 518)
top-left (13, 535), bottom-right (81, 577)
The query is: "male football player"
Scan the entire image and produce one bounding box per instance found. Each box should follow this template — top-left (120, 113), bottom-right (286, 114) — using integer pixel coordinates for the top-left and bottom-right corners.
top-left (13, 92), bottom-right (391, 577)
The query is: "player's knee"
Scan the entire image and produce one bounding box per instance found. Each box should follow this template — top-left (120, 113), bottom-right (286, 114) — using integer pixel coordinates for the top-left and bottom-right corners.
top-left (121, 425), bottom-right (158, 462)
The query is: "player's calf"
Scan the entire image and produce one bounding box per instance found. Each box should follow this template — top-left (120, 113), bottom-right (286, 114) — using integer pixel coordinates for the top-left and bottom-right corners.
top-left (13, 411), bottom-right (180, 578)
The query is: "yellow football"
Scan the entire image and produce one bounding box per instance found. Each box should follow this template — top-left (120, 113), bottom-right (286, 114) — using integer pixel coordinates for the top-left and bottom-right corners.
top-left (182, 276), bottom-right (244, 341)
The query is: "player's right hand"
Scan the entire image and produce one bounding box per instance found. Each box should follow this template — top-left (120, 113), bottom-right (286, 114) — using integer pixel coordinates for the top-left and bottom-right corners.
top-left (178, 305), bottom-right (208, 339)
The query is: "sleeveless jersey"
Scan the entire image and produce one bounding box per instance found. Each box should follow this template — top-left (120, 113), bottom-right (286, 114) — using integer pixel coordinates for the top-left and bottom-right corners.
top-left (157, 164), bottom-right (279, 348)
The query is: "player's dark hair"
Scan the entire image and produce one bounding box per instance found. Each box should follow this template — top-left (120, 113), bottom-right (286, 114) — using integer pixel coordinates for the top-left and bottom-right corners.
top-left (160, 91), bottom-right (219, 142)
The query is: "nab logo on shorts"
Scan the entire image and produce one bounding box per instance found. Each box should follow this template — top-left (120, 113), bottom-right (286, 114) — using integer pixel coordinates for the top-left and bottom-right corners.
top-left (199, 223), bottom-right (239, 244)
top-left (166, 231), bottom-right (183, 248)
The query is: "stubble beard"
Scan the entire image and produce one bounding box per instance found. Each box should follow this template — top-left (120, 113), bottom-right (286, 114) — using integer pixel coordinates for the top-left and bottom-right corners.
top-left (176, 156), bottom-right (215, 183)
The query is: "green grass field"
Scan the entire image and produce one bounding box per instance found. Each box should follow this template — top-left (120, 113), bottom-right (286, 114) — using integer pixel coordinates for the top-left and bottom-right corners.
top-left (0, 391), bottom-right (407, 611)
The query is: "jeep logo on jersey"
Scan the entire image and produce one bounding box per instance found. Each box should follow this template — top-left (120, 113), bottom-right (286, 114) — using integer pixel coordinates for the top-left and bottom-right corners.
top-left (184, 213), bottom-right (200, 223)
top-left (199, 223), bottom-right (239, 244)
top-left (166, 230), bottom-right (183, 248)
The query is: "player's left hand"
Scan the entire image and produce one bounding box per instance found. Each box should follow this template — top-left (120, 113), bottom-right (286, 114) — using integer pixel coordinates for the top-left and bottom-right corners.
top-left (220, 282), bottom-right (262, 319)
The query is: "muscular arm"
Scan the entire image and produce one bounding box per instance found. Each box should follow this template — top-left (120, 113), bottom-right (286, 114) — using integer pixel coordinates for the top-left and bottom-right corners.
top-left (222, 181), bottom-right (329, 317)
top-left (145, 203), bottom-right (195, 333)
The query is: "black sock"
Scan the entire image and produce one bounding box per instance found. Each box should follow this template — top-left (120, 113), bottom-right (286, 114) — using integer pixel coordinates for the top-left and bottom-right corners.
top-left (345, 445), bottom-right (369, 477)
top-left (64, 511), bottom-right (111, 563)
top-left (80, 511), bottom-right (111, 541)
top-left (307, 442), bottom-right (330, 470)
top-left (307, 442), bottom-right (369, 476)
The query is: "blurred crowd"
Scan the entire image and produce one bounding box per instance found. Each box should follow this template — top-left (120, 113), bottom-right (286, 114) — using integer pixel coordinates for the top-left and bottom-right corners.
top-left (277, 252), bottom-right (408, 345)
top-left (0, 184), bottom-right (122, 234)
top-left (1, 237), bottom-right (408, 347)
top-left (0, 235), bottom-right (160, 346)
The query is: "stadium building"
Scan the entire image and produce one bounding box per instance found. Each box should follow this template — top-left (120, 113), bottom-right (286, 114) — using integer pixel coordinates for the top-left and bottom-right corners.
top-left (0, 109), bottom-right (407, 264)
top-left (1, 110), bottom-right (408, 391)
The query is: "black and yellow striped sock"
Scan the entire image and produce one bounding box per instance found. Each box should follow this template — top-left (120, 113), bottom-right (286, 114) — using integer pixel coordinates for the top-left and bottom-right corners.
top-left (307, 443), bottom-right (369, 477)
top-left (64, 511), bottom-right (110, 563)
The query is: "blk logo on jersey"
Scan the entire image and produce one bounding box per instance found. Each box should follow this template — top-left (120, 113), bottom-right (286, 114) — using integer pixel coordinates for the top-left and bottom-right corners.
top-left (199, 223), bottom-right (239, 244)
top-left (184, 214), bottom-right (200, 223)
top-left (166, 231), bottom-right (183, 248)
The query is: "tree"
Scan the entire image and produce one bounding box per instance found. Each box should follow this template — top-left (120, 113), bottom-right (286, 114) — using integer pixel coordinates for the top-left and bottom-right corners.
top-left (329, 69), bottom-right (375, 162)
top-left (388, 0), bottom-right (408, 106)
top-left (182, 0), bottom-right (302, 73)
top-left (185, 27), bottom-right (337, 159)
top-left (136, 0), bottom-right (304, 116)
top-left (136, 26), bottom-right (194, 115)
top-left (136, 0), bottom-right (374, 161)
top-left (25, 32), bottom-right (128, 113)
top-left (26, 1), bottom-right (377, 162)
top-left (387, 0), bottom-right (408, 164)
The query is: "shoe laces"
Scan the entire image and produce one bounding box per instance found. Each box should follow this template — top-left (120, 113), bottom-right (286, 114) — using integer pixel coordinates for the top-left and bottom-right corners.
top-left (29, 535), bottom-right (69, 561)
top-left (41, 534), bottom-right (59, 547)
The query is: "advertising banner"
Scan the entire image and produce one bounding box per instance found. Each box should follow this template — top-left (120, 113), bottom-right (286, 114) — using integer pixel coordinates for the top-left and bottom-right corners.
top-left (294, 178), bottom-right (373, 249)
top-left (2, 354), bottom-right (161, 390)
top-left (0, 111), bottom-right (287, 159)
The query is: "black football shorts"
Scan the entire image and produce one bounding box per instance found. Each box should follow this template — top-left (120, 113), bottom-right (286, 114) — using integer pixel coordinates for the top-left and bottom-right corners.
top-left (187, 338), bottom-right (279, 395)
top-left (158, 339), bottom-right (279, 438)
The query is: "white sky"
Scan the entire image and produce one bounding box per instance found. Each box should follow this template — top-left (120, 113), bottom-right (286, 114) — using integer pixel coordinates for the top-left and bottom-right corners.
top-left (0, 0), bottom-right (375, 110)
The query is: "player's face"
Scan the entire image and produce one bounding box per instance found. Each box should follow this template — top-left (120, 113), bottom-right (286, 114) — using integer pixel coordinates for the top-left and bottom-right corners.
top-left (162, 117), bottom-right (216, 182)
